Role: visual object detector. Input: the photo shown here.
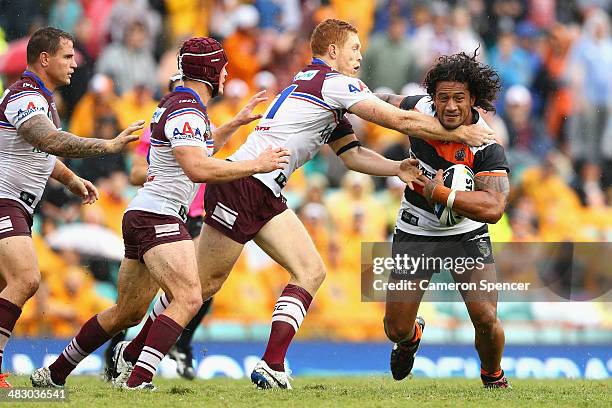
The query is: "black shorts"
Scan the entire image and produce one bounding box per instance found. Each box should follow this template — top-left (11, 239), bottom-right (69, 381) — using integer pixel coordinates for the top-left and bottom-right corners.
top-left (186, 215), bottom-right (203, 239)
top-left (391, 224), bottom-right (494, 280)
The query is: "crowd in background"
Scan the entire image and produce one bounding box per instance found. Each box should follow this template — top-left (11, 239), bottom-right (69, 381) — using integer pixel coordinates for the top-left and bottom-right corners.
top-left (0, 0), bottom-right (611, 342)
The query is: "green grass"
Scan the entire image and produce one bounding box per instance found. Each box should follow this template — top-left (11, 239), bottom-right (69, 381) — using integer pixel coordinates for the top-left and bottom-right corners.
top-left (4, 375), bottom-right (611, 407)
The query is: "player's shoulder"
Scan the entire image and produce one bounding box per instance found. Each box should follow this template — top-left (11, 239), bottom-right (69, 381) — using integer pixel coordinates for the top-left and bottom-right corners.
top-left (399, 95), bottom-right (433, 114)
top-left (161, 89), bottom-right (207, 121)
top-left (3, 77), bottom-right (48, 105)
top-left (322, 71), bottom-right (370, 93)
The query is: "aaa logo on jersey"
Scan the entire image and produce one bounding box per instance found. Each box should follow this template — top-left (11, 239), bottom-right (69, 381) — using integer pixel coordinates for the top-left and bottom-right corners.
top-left (348, 80), bottom-right (368, 93)
top-left (173, 121), bottom-right (204, 140)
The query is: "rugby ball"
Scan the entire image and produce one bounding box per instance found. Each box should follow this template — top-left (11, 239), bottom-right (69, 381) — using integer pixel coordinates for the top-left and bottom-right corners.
top-left (433, 164), bottom-right (474, 227)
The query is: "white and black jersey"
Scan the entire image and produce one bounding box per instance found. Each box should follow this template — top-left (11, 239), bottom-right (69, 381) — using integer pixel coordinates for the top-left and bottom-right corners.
top-left (395, 95), bottom-right (509, 236)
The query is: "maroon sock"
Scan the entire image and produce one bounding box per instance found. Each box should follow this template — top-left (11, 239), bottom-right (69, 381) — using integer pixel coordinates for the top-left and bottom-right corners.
top-left (262, 284), bottom-right (312, 372)
top-left (48, 315), bottom-right (111, 385)
top-left (126, 314), bottom-right (183, 387)
top-left (0, 297), bottom-right (22, 373)
top-left (124, 293), bottom-right (169, 364)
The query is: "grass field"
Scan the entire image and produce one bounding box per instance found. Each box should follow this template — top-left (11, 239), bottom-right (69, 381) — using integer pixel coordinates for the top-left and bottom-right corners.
top-left (5, 375), bottom-right (611, 407)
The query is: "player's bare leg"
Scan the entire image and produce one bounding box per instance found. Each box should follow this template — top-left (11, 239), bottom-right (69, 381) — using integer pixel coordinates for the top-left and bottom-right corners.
top-left (32, 259), bottom-right (158, 387)
top-left (0, 236), bottom-right (39, 386)
top-left (198, 224), bottom-right (244, 302)
top-left (249, 209), bottom-right (326, 389)
top-left (125, 240), bottom-right (202, 388)
top-left (455, 264), bottom-right (509, 388)
top-left (383, 276), bottom-right (428, 381)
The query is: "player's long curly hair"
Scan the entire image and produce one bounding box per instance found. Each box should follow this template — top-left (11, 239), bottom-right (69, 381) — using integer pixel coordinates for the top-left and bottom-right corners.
top-left (423, 50), bottom-right (501, 112)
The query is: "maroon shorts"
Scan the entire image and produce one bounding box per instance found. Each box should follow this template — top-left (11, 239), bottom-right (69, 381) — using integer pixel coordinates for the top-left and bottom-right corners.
top-left (123, 210), bottom-right (192, 263)
top-left (0, 198), bottom-right (33, 240)
top-left (203, 176), bottom-right (288, 244)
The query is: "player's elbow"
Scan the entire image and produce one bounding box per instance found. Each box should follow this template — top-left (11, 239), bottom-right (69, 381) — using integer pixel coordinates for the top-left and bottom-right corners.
top-left (481, 204), bottom-right (504, 224)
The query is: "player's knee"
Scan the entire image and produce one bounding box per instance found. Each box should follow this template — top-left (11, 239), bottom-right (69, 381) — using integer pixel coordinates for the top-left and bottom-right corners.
top-left (383, 315), bottom-right (412, 343)
top-left (472, 309), bottom-right (498, 333)
top-left (179, 290), bottom-right (203, 317)
top-left (305, 259), bottom-right (327, 289)
top-left (17, 274), bottom-right (40, 299)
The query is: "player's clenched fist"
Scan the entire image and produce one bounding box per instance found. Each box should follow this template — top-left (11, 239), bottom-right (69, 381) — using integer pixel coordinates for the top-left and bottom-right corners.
top-left (254, 147), bottom-right (290, 172)
top-left (456, 124), bottom-right (498, 147)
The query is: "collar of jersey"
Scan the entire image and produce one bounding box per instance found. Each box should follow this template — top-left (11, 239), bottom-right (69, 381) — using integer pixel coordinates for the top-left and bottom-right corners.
top-left (22, 70), bottom-right (53, 96)
top-left (174, 86), bottom-right (206, 110)
top-left (311, 58), bottom-right (330, 66)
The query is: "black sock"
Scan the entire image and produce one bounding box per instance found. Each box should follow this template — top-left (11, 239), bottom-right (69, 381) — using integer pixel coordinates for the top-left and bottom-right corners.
top-left (176, 298), bottom-right (213, 348)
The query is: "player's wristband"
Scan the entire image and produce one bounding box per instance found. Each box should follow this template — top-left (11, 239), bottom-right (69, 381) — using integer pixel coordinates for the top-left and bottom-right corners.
top-left (431, 184), bottom-right (452, 205)
top-left (446, 189), bottom-right (457, 209)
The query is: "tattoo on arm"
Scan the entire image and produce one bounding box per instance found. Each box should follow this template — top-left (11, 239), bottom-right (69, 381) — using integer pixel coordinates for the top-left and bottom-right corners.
top-left (19, 115), bottom-right (110, 158)
top-left (475, 174), bottom-right (510, 201)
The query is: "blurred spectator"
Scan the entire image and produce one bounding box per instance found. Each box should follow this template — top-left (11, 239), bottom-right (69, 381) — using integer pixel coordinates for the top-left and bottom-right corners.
top-left (376, 176), bottom-right (406, 235)
top-left (361, 17), bottom-right (419, 93)
top-left (538, 23), bottom-right (575, 142)
top-left (49, 0), bottom-right (83, 35)
top-left (106, 0), bottom-right (161, 49)
top-left (95, 18), bottom-right (157, 95)
top-left (326, 171), bottom-right (387, 241)
top-left (116, 83), bottom-right (158, 136)
top-left (223, 4), bottom-right (271, 85)
top-left (208, 78), bottom-right (251, 158)
top-left (565, 9), bottom-right (612, 163)
top-left (412, 1), bottom-right (456, 75)
top-left (69, 116), bottom-right (128, 184)
top-left (80, 0), bottom-right (114, 58)
top-left (256, 0), bottom-right (302, 32)
top-left (452, 5), bottom-right (487, 62)
top-left (82, 171), bottom-right (130, 236)
top-left (503, 84), bottom-right (553, 158)
top-left (69, 74), bottom-right (119, 138)
top-left (58, 18), bottom-right (97, 119)
top-left (573, 162), bottom-right (607, 207)
top-left (165, 0), bottom-right (209, 43)
top-left (489, 30), bottom-right (536, 94)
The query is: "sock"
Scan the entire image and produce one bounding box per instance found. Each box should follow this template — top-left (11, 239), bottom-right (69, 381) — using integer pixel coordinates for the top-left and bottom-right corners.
top-left (481, 367), bottom-right (504, 381)
top-left (126, 314), bottom-right (183, 387)
top-left (123, 293), bottom-right (170, 364)
top-left (262, 284), bottom-right (313, 372)
top-left (0, 298), bottom-right (22, 373)
top-left (399, 320), bottom-right (422, 346)
top-left (176, 298), bottom-right (212, 349)
top-left (49, 315), bottom-right (111, 385)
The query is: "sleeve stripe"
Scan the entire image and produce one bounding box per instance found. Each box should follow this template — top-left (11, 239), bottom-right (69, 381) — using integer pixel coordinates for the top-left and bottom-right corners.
top-left (8, 91), bottom-right (46, 102)
top-left (166, 108), bottom-right (207, 121)
top-left (475, 171), bottom-right (507, 177)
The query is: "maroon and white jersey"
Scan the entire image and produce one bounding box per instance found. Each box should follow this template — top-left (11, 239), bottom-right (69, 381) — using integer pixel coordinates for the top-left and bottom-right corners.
top-left (229, 58), bottom-right (377, 196)
top-left (0, 71), bottom-right (60, 213)
top-left (127, 86), bottom-right (213, 220)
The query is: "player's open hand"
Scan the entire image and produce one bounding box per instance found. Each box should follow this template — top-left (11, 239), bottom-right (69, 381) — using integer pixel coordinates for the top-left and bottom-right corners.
top-left (67, 177), bottom-right (99, 204)
top-left (109, 120), bottom-right (145, 153)
top-left (457, 124), bottom-right (498, 147)
top-left (254, 146), bottom-right (290, 173)
top-left (234, 91), bottom-right (268, 126)
top-left (398, 159), bottom-right (424, 190)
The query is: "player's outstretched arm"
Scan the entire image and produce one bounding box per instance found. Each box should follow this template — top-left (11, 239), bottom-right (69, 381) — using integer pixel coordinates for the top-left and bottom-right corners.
top-left (18, 116), bottom-right (143, 158)
top-left (211, 90), bottom-right (268, 154)
top-left (50, 160), bottom-right (99, 204)
top-left (349, 98), bottom-right (496, 147)
top-left (329, 134), bottom-right (423, 190)
top-left (420, 171), bottom-right (509, 224)
top-left (173, 145), bottom-right (289, 183)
